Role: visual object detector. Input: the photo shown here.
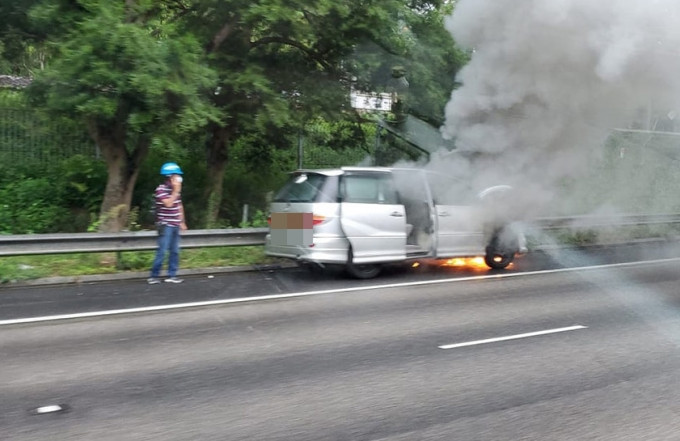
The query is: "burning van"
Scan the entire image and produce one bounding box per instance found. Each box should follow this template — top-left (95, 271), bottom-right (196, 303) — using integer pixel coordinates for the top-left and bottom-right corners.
top-left (265, 167), bottom-right (526, 278)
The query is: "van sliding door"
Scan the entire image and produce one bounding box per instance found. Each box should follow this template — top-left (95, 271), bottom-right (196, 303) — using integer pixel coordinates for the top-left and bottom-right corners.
top-left (435, 204), bottom-right (485, 256)
top-left (339, 173), bottom-right (407, 264)
top-left (424, 172), bottom-right (486, 256)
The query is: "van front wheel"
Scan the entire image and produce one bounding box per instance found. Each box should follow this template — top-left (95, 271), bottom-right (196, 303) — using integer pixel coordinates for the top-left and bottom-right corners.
top-left (484, 250), bottom-right (514, 269)
top-left (484, 226), bottom-right (519, 269)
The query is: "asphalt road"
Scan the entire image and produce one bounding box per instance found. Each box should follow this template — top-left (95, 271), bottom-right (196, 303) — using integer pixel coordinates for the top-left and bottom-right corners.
top-left (2, 242), bottom-right (680, 440)
top-left (2, 240), bottom-right (680, 322)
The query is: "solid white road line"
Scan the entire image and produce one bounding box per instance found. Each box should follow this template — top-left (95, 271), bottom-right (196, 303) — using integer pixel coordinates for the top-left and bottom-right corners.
top-left (438, 325), bottom-right (588, 350)
top-left (1, 257), bottom-right (679, 326)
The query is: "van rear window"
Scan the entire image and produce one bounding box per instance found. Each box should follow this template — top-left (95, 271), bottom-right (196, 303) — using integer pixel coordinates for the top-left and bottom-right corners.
top-left (273, 173), bottom-right (337, 203)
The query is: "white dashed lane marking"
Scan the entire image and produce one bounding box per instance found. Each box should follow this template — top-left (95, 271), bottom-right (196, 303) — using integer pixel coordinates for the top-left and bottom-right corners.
top-left (438, 325), bottom-right (588, 350)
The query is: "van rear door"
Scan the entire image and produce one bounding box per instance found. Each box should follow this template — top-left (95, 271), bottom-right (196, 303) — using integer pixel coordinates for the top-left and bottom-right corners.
top-left (339, 172), bottom-right (407, 264)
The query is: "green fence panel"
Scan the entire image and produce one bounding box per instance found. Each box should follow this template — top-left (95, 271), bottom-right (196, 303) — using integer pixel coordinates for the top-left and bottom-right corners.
top-left (0, 107), bottom-right (94, 164)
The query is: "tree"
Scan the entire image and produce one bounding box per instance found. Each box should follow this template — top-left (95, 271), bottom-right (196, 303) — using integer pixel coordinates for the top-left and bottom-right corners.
top-left (12, 0), bottom-right (467, 231)
top-left (178, 0), bottom-right (442, 226)
top-left (349, 0), bottom-right (469, 126)
top-left (0, 0), bottom-right (47, 75)
top-left (27, 0), bottom-right (219, 231)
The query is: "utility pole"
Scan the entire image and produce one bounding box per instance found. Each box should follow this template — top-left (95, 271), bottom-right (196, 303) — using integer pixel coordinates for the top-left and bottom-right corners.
top-left (297, 128), bottom-right (303, 169)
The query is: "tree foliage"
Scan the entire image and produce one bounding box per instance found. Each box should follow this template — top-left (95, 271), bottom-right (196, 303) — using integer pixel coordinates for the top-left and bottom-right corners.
top-left (26, 0), bottom-right (219, 231)
top-left (173, 0), bottom-right (462, 225)
top-left (349, 1), bottom-right (468, 125)
top-left (0, 0), bottom-right (468, 232)
top-left (0, 0), bottom-right (47, 75)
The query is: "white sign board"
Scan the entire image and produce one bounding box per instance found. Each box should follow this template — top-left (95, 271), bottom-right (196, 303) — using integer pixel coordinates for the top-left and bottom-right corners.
top-left (350, 91), bottom-right (392, 112)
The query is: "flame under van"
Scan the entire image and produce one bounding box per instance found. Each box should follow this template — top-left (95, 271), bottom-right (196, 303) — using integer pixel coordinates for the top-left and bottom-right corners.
top-left (265, 167), bottom-right (525, 279)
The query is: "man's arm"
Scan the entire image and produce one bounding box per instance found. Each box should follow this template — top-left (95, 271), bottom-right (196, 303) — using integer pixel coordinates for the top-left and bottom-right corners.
top-left (179, 202), bottom-right (187, 230)
top-left (161, 176), bottom-right (182, 208)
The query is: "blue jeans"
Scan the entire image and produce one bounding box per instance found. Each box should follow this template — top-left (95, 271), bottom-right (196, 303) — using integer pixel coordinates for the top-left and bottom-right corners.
top-left (150, 225), bottom-right (181, 278)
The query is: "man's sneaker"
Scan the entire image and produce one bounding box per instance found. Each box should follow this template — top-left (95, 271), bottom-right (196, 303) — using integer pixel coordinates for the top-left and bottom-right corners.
top-left (147, 277), bottom-right (161, 285)
top-left (164, 277), bottom-right (184, 284)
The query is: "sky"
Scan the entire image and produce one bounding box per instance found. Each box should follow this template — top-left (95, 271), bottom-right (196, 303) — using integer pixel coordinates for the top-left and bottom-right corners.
top-left (436, 0), bottom-right (680, 216)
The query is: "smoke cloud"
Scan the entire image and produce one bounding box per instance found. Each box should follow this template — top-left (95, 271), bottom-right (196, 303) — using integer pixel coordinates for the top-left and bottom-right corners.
top-left (438, 0), bottom-right (680, 216)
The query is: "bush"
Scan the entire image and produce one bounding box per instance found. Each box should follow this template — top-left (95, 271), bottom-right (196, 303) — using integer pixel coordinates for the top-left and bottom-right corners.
top-left (0, 154), bottom-right (106, 233)
top-left (0, 177), bottom-right (71, 233)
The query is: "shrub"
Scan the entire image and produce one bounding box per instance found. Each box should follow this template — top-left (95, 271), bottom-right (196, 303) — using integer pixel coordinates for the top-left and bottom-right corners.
top-left (0, 177), bottom-right (71, 233)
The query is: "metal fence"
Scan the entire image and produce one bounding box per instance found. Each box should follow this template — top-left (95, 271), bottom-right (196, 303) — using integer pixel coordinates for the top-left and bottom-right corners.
top-left (0, 107), bottom-right (94, 164)
top-left (2, 214), bottom-right (680, 257)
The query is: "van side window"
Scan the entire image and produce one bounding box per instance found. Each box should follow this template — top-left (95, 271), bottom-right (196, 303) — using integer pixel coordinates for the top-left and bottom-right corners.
top-left (425, 172), bottom-right (474, 205)
top-left (342, 174), bottom-right (398, 204)
top-left (273, 173), bottom-right (337, 203)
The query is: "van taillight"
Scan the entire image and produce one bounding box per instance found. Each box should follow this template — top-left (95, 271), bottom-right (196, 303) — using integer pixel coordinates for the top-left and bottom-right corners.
top-left (267, 214), bottom-right (326, 226)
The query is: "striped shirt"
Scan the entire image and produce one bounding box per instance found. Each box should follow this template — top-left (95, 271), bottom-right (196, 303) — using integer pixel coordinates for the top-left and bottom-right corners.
top-left (154, 182), bottom-right (182, 226)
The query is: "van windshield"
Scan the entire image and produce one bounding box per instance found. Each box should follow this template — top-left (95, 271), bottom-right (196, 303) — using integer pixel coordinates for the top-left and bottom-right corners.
top-left (273, 173), bottom-right (337, 203)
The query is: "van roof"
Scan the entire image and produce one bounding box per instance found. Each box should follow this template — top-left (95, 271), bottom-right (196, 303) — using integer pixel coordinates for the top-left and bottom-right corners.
top-left (293, 166), bottom-right (413, 176)
top-left (292, 169), bottom-right (344, 176)
top-left (290, 167), bottom-right (384, 176)
top-left (341, 166), bottom-right (392, 172)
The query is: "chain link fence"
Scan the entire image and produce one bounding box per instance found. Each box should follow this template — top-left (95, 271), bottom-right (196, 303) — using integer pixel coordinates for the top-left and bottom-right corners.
top-left (0, 107), bottom-right (95, 165)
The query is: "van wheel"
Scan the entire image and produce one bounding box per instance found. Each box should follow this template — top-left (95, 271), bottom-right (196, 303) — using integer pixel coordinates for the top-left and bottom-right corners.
top-left (484, 228), bottom-right (517, 269)
top-left (484, 250), bottom-right (514, 269)
top-left (345, 248), bottom-right (382, 279)
top-left (345, 262), bottom-right (382, 279)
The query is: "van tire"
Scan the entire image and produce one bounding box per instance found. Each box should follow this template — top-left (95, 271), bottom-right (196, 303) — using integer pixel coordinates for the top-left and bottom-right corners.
top-left (484, 250), bottom-right (514, 269)
top-left (484, 227), bottom-right (518, 269)
top-left (345, 248), bottom-right (382, 279)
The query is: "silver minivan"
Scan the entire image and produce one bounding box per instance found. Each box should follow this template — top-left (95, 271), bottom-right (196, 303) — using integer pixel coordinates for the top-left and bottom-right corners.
top-left (265, 167), bottom-right (525, 278)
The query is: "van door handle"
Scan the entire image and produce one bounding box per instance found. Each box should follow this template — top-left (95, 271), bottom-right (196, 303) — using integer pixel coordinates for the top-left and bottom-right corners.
top-left (390, 211), bottom-right (404, 217)
top-left (439, 212), bottom-right (450, 217)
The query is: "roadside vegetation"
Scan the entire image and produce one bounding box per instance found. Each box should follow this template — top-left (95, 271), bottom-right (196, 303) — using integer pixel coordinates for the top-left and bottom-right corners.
top-left (0, 246), bottom-right (278, 284)
top-left (0, 1), bottom-right (469, 281)
top-left (0, 0), bottom-right (467, 231)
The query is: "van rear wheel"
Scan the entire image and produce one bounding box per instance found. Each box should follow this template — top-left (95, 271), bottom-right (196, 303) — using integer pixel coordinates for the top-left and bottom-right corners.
top-left (345, 262), bottom-right (382, 279)
top-left (345, 248), bottom-right (382, 279)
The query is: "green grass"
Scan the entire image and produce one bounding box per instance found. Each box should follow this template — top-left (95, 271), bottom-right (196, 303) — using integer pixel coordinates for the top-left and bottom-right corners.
top-left (0, 246), bottom-right (280, 284)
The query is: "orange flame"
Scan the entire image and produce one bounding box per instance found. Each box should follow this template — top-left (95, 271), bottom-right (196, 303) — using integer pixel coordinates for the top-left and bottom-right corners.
top-left (439, 256), bottom-right (485, 269)
top-left (438, 256), bottom-right (513, 270)
top-left (412, 256), bottom-right (515, 272)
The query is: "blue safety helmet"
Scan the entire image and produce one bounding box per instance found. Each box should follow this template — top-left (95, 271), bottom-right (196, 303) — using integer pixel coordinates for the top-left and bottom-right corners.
top-left (160, 162), bottom-right (183, 176)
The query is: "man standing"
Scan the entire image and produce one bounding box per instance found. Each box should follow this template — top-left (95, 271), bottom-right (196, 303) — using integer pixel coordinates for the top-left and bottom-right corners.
top-left (148, 162), bottom-right (187, 284)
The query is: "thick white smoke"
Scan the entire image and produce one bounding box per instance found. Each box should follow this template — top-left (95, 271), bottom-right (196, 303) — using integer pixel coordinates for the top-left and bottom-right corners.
top-left (439, 0), bottom-right (680, 216)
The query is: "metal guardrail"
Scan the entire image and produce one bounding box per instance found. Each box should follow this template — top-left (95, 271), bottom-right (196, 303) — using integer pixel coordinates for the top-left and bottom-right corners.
top-left (1, 214), bottom-right (680, 257)
top-left (531, 213), bottom-right (680, 230)
top-left (0, 228), bottom-right (269, 256)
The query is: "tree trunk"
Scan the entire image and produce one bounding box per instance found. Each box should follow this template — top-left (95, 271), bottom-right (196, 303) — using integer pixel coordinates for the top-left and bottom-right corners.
top-left (88, 119), bottom-right (150, 232)
top-left (204, 124), bottom-right (231, 228)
